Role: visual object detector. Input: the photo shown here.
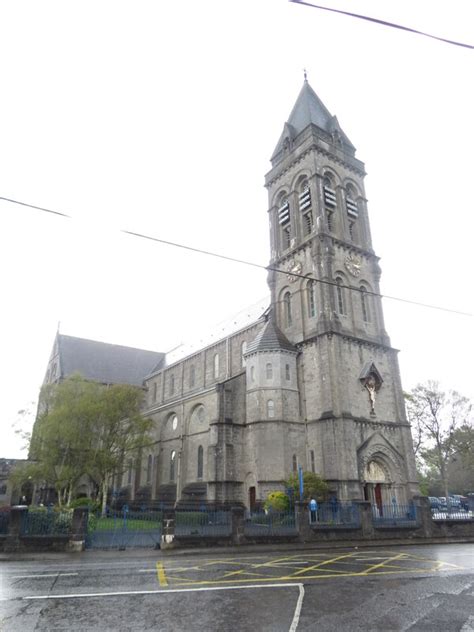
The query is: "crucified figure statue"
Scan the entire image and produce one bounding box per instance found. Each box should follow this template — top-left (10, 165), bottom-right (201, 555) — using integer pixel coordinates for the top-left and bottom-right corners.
top-left (365, 375), bottom-right (377, 414)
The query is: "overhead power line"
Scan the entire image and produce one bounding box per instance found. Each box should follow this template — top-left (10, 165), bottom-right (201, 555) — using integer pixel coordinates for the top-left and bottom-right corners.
top-left (1, 195), bottom-right (472, 318)
top-left (290, 1), bottom-right (474, 50)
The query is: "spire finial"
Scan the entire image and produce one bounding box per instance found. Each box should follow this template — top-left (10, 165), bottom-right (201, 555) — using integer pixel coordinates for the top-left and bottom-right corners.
top-left (303, 68), bottom-right (308, 82)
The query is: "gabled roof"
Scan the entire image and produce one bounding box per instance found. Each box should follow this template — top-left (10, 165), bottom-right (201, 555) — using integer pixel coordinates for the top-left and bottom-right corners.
top-left (245, 319), bottom-right (296, 355)
top-left (57, 334), bottom-right (164, 387)
top-left (148, 299), bottom-right (270, 375)
top-left (271, 79), bottom-right (355, 161)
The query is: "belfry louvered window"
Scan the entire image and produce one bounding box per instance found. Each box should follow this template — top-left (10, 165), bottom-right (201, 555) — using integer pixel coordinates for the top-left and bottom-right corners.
top-left (346, 185), bottom-right (359, 219)
top-left (323, 184), bottom-right (337, 208)
top-left (278, 200), bottom-right (290, 226)
top-left (298, 187), bottom-right (311, 211)
top-left (299, 185), bottom-right (313, 235)
top-left (346, 197), bottom-right (358, 218)
top-left (278, 197), bottom-right (291, 249)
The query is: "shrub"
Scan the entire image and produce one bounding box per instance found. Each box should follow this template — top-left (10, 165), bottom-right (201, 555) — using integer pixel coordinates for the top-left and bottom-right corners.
top-left (285, 471), bottom-right (330, 501)
top-left (264, 491), bottom-right (290, 512)
top-left (69, 497), bottom-right (100, 511)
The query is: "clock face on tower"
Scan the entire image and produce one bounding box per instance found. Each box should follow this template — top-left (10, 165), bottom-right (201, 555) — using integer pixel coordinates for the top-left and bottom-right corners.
top-left (344, 253), bottom-right (362, 277)
top-left (287, 259), bottom-right (302, 282)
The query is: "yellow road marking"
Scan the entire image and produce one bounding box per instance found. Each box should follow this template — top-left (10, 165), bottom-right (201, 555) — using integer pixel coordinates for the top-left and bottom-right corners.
top-left (290, 552), bottom-right (356, 577)
top-left (359, 552), bottom-right (407, 575)
top-left (156, 562), bottom-right (168, 587)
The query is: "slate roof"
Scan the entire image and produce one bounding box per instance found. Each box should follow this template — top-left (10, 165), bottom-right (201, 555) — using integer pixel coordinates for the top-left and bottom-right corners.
top-left (245, 319), bottom-right (296, 355)
top-left (271, 79), bottom-right (355, 161)
top-left (148, 298), bottom-right (270, 375)
top-left (57, 334), bottom-right (164, 387)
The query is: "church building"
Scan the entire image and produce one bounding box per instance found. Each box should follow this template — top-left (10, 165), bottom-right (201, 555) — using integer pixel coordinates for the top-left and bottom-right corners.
top-left (41, 79), bottom-right (419, 510)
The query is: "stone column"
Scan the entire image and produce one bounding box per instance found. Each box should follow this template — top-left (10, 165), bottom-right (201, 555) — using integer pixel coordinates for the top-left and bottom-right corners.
top-left (412, 495), bottom-right (433, 538)
top-left (231, 506), bottom-right (245, 545)
top-left (295, 501), bottom-right (313, 542)
top-left (4, 506), bottom-right (28, 553)
top-left (68, 507), bottom-right (89, 552)
top-left (354, 500), bottom-right (374, 538)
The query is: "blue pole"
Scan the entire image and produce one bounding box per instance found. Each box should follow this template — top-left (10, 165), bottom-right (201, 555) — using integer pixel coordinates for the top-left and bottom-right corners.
top-left (298, 466), bottom-right (304, 501)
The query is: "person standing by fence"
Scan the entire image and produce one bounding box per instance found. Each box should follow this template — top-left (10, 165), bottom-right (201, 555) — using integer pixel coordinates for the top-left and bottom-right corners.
top-left (309, 497), bottom-right (318, 524)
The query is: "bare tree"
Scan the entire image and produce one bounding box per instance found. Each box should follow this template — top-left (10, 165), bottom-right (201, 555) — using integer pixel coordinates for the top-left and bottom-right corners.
top-left (406, 381), bottom-right (472, 505)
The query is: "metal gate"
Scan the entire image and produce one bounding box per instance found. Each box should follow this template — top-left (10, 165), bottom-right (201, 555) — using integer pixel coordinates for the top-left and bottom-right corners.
top-left (86, 507), bottom-right (162, 549)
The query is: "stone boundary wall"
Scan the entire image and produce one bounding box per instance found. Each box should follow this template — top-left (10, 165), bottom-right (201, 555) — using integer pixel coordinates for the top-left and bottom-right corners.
top-left (1, 499), bottom-right (473, 553)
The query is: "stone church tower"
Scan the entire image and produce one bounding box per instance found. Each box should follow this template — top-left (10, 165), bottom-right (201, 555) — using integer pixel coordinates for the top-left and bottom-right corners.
top-left (263, 78), bottom-right (419, 504)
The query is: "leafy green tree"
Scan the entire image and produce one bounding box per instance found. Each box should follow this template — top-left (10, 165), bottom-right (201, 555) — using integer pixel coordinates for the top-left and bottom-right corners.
top-left (264, 491), bottom-right (290, 512)
top-left (30, 374), bottom-right (152, 513)
top-left (285, 471), bottom-right (329, 502)
top-left (406, 381), bottom-right (473, 503)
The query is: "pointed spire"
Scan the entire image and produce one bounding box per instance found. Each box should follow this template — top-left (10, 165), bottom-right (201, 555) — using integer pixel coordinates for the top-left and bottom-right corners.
top-left (271, 79), bottom-right (355, 163)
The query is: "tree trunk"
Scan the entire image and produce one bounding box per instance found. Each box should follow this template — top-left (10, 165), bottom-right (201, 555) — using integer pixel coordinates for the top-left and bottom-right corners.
top-left (67, 484), bottom-right (73, 507)
top-left (101, 478), bottom-right (108, 516)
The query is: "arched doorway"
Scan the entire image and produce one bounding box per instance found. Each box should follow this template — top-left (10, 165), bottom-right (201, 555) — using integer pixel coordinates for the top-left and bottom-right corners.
top-left (363, 460), bottom-right (391, 515)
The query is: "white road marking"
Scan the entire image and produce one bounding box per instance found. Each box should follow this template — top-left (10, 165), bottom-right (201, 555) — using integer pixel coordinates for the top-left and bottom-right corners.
top-left (12, 573), bottom-right (79, 579)
top-left (22, 582), bottom-right (303, 600)
top-left (461, 615), bottom-right (474, 631)
top-left (289, 583), bottom-right (304, 632)
top-left (138, 569), bottom-right (156, 573)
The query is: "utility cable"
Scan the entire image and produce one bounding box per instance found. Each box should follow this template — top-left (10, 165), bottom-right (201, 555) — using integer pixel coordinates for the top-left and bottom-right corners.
top-left (1, 195), bottom-right (472, 317)
top-left (290, 1), bottom-right (474, 50)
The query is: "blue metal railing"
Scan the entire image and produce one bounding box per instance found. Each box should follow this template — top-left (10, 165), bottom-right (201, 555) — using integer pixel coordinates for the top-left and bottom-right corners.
top-left (310, 501), bottom-right (361, 528)
top-left (244, 509), bottom-right (297, 537)
top-left (175, 509), bottom-right (232, 537)
top-left (22, 508), bottom-right (72, 535)
top-left (86, 507), bottom-right (162, 549)
top-left (372, 503), bottom-right (418, 527)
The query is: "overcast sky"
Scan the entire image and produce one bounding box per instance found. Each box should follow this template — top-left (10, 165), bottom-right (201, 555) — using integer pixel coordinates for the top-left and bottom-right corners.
top-left (1, 0), bottom-right (473, 459)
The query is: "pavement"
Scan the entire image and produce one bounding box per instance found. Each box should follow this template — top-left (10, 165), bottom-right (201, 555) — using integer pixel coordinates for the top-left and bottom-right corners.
top-left (1, 533), bottom-right (474, 562)
top-left (1, 542), bottom-right (474, 631)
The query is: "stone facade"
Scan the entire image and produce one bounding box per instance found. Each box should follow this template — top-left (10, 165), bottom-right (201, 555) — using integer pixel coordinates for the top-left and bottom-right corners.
top-left (39, 80), bottom-right (419, 510)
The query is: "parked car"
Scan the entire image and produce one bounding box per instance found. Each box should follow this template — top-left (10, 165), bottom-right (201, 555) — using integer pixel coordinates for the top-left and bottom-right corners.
top-left (428, 497), bottom-right (441, 512)
top-left (451, 495), bottom-right (468, 511)
top-left (437, 497), bottom-right (448, 512)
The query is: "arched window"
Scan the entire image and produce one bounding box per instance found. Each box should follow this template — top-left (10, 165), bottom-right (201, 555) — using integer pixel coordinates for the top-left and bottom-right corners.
top-left (170, 450), bottom-right (176, 482)
top-left (292, 454), bottom-right (298, 473)
top-left (266, 362), bottom-right (273, 380)
top-left (335, 277), bottom-right (346, 315)
top-left (284, 291), bottom-right (292, 327)
top-left (267, 399), bottom-right (275, 418)
top-left (360, 285), bottom-right (371, 322)
top-left (146, 454), bottom-right (153, 483)
top-left (170, 414), bottom-right (178, 431)
top-left (241, 341), bottom-right (247, 367)
top-left (285, 364), bottom-right (291, 381)
top-left (213, 353), bottom-right (219, 379)
top-left (169, 374), bottom-right (175, 396)
top-left (191, 404), bottom-right (206, 425)
top-left (250, 366), bottom-right (255, 382)
top-left (152, 382), bottom-right (157, 402)
top-left (189, 364), bottom-right (195, 388)
top-left (307, 279), bottom-right (316, 318)
top-left (310, 450), bottom-right (315, 473)
top-left (197, 445), bottom-right (204, 479)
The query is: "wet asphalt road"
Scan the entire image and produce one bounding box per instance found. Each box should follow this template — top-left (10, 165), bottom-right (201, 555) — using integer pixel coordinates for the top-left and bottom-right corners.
top-left (1, 543), bottom-right (474, 631)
